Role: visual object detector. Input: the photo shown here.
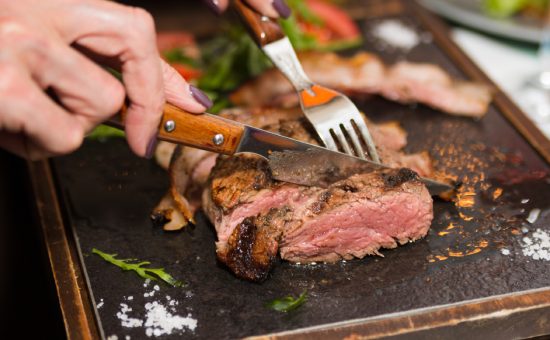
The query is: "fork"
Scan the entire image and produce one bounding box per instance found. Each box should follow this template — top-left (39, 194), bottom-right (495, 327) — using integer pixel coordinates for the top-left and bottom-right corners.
top-left (234, 0), bottom-right (380, 163)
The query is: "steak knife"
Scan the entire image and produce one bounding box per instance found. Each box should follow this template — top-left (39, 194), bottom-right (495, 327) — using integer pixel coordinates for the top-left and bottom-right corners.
top-left (108, 103), bottom-right (453, 195)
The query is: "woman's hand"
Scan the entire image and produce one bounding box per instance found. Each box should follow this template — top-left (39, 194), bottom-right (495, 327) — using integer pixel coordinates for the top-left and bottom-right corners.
top-left (204, 0), bottom-right (291, 18)
top-left (0, 0), bottom-right (212, 160)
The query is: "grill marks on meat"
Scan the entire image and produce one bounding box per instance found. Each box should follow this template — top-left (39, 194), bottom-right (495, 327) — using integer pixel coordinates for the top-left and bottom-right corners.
top-left (206, 156), bottom-right (433, 280)
top-left (230, 51), bottom-right (492, 117)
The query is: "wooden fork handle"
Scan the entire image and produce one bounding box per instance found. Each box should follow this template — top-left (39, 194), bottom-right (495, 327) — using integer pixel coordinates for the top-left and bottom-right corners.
top-left (108, 103), bottom-right (244, 155)
top-left (233, 0), bottom-right (285, 47)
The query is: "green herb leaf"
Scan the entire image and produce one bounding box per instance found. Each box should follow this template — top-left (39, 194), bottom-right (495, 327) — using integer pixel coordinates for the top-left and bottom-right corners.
top-left (266, 290), bottom-right (307, 312)
top-left (92, 248), bottom-right (184, 287)
top-left (87, 125), bottom-right (125, 142)
top-left (163, 48), bottom-right (200, 68)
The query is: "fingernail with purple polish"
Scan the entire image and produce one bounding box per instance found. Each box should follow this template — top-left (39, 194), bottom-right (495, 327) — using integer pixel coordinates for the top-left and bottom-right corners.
top-left (190, 85), bottom-right (213, 109)
top-left (145, 135), bottom-right (158, 159)
top-left (273, 0), bottom-right (291, 18)
top-left (202, 0), bottom-right (222, 15)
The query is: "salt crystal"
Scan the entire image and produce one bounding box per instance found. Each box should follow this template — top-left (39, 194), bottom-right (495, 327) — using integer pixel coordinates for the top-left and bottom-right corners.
top-left (522, 226), bottom-right (529, 234)
top-left (127, 296), bottom-right (133, 301)
top-left (143, 302), bottom-right (197, 336)
top-left (125, 336), bottom-right (131, 340)
top-left (144, 293), bottom-right (149, 298)
top-left (166, 296), bottom-right (171, 300)
top-left (500, 248), bottom-right (510, 256)
top-left (97, 298), bottom-right (104, 309)
top-left (526, 209), bottom-right (541, 224)
top-left (107, 336), bottom-right (118, 340)
top-left (521, 198), bottom-right (530, 204)
top-left (154, 285), bottom-right (160, 291)
top-left (521, 228), bottom-right (550, 261)
top-left (143, 279), bottom-right (151, 287)
top-left (371, 19), bottom-right (420, 51)
top-left (116, 303), bottom-right (143, 328)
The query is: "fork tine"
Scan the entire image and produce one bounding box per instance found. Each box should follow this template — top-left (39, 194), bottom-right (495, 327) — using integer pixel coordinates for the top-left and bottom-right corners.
top-left (342, 122), bottom-right (367, 160)
top-left (352, 119), bottom-right (380, 163)
top-left (318, 131), bottom-right (339, 152)
top-left (332, 127), bottom-right (355, 156)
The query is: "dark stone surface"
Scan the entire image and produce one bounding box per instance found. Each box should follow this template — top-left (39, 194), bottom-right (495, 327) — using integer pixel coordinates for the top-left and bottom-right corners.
top-left (51, 9), bottom-right (550, 340)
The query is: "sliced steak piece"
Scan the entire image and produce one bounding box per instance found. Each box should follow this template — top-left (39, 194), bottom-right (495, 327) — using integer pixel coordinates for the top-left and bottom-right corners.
top-left (155, 106), bottom-right (434, 242)
top-left (230, 51), bottom-right (492, 117)
top-left (205, 154), bottom-right (433, 281)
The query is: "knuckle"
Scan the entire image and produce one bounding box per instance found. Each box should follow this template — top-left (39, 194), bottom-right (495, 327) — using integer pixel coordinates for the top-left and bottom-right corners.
top-left (129, 7), bottom-right (155, 36)
top-left (0, 17), bottom-right (48, 53)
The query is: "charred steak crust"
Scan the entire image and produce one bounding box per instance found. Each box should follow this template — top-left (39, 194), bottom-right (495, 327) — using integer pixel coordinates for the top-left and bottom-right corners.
top-left (382, 168), bottom-right (419, 188)
top-left (210, 155), bottom-right (274, 212)
top-left (220, 208), bottom-right (288, 282)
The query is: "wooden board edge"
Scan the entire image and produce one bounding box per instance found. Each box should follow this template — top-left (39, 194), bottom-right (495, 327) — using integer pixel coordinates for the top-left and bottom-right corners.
top-left (410, 1), bottom-right (550, 164)
top-left (246, 287), bottom-right (550, 340)
top-left (28, 159), bottom-right (101, 340)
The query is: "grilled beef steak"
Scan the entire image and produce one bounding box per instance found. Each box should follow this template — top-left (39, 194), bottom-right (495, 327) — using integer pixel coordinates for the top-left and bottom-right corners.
top-left (230, 51), bottom-right (492, 117)
top-left (154, 107), bottom-right (435, 281)
top-left (203, 156), bottom-right (433, 281)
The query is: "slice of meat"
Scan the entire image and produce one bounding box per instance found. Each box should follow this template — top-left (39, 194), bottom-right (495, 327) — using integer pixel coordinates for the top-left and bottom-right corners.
top-left (154, 106), bottom-right (433, 231)
top-left (230, 51), bottom-right (492, 117)
top-left (205, 154), bottom-right (433, 281)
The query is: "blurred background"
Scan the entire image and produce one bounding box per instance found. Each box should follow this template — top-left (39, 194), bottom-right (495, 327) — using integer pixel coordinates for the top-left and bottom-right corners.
top-left (3, 0), bottom-right (550, 338)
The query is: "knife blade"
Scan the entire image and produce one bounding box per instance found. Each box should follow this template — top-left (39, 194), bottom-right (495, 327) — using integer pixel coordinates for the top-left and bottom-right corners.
top-left (110, 103), bottom-right (453, 195)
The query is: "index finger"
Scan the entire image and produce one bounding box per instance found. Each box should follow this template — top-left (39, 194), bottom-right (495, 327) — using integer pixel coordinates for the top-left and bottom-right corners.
top-left (53, 2), bottom-right (165, 157)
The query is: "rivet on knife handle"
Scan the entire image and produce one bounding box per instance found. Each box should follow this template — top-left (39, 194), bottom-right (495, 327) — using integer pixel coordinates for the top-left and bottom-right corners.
top-left (233, 0), bottom-right (285, 47)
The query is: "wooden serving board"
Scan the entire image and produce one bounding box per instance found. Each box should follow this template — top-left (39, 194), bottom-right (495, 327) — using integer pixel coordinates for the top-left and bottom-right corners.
top-left (30, 1), bottom-right (550, 339)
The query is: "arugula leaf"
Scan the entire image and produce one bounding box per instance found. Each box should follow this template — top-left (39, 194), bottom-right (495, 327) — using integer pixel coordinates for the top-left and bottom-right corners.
top-left (266, 291), bottom-right (307, 312)
top-left (87, 125), bottom-right (125, 142)
top-left (92, 248), bottom-right (184, 287)
top-left (163, 48), bottom-right (200, 68)
top-left (197, 27), bottom-right (272, 112)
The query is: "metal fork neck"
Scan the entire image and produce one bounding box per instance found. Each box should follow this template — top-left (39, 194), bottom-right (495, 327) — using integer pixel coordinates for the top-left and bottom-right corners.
top-left (263, 37), bottom-right (314, 92)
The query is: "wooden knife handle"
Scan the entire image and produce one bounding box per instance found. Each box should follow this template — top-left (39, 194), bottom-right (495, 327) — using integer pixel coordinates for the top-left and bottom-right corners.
top-left (109, 103), bottom-right (244, 155)
top-left (233, 0), bottom-right (284, 47)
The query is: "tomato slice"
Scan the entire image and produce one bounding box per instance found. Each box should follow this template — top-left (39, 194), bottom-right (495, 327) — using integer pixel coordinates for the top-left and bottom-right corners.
top-left (304, 0), bottom-right (360, 40)
top-left (171, 63), bottom-right (202, 81)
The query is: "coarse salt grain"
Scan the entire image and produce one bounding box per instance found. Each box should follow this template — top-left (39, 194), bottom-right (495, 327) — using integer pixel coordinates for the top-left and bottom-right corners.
top-left (500, 248), bottom-right (510, 256)
top-left (526, 209), bottom-right (541, 224)
top-left (144, 301), bottom-right (197, 337)
top-left (521, 228), bottom-right (550, 261)
top-left (371, 19), bottom-right (420, 50)
top-left (107, 335), bottom-right (118, 340)
top-left (115, 282), bottom-right (197, 337)
top-left (117, 303), bottom-right (143, 328)
top-left (97, 298), bottom-right (104, 309)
